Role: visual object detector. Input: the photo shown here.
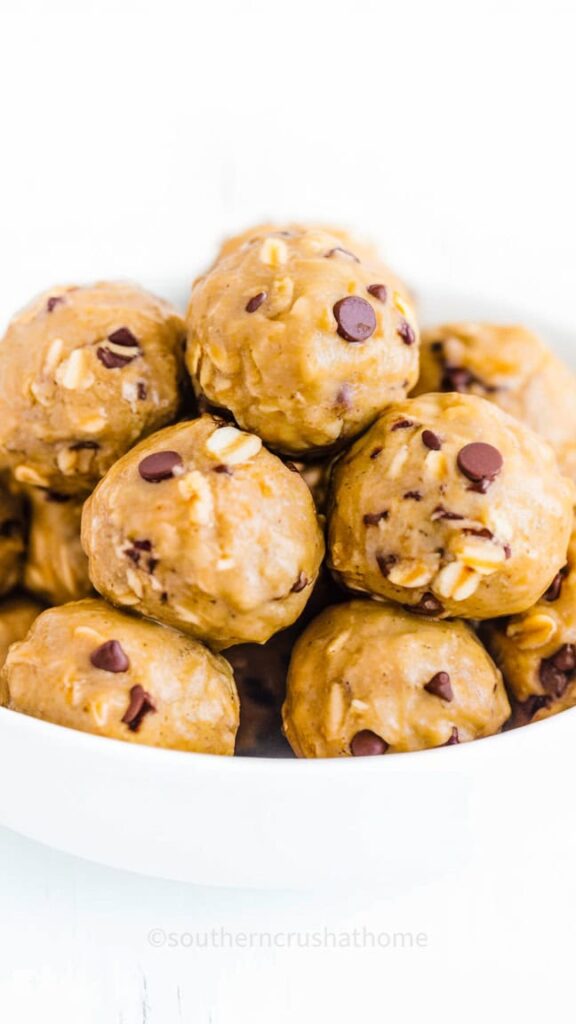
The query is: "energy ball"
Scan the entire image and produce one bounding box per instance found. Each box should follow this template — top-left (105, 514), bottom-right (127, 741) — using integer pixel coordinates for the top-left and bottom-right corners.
top-left (0, 282), bottom-right (185, 494)
top-left (413, 322), bottom-right (576, 479)
top-left (24, 488), bottom-right (92, 605)
top-left (185, 225), bottom-right (419, 454)
top-left (81, 416), bottom-right (325, 648)
top-left (328, 393), bottom-right (574, 620)
top-left (0, 483), bottom-right (25, 597)
top-left (483, 526), bottom-right (576, 725)
top-left (1, 599), bottom-right (239, 754)
top-left (282, 601), bottom-right (510, 757)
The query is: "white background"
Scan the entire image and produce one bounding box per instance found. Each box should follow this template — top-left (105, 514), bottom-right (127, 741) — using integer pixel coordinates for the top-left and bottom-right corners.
top-left (1, 0), bottom-right (575, 1020)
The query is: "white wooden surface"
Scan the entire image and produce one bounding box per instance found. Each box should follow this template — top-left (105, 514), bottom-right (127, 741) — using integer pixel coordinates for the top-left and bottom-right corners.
top-left (1, 0), bottom-right (575, 1019)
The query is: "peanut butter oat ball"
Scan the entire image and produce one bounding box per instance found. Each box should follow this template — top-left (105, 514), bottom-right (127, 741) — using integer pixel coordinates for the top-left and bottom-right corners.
top-left (0, 484), bottom-right (25, 597)
top-left (483, 525), bottom-right (576, 725)
top-left (328, 393), bottom-right (574, 620)
top-left (23, 488), bottom-right (92, 605)
top-left (413, 322), bottom-right (576, 480)
top-left (0, 282), bottom-right (184, 494)
top-left (82, 416), bottom-right (325, 649)
top-left (186, 225), bottom-right (419, 454)
top-left (1, 599), bottom-right (239, 753)
top-left (282, 601), bottom-right (510, 757)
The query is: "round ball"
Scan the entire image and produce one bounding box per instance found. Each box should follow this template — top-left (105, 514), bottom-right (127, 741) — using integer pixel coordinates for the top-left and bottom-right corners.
top-left (413, 322), bottom-right (576, 479)
top-left (81, 416), bottom-right (325, 648)
top-left (1, 598), bottom-right (239, 753)
top-left (282, 600), bottom-right (510, 756)
top-left (328, 393), bottom-right (574, 619)
top-left (186, 225), bottom-right (419, 454)
top-left (24, 487), bottom-right (92, 605)
top-left (0, 282), bottom-right (185, 494)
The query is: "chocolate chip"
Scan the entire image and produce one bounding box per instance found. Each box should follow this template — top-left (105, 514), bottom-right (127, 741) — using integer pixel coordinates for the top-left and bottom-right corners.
top-left (363, 510), bottom-right (389, 526)
top-left (147, 557), bottom-right (159, 574)
top-left (108, 327), bottom-right (139, 347)
top-left (397, 319), bottom-right (416, 346)
top-left (422, 429), bottom-right (442, 451)
top-left (544, 565), bottom-right (569, 602)
top-left (325, 246), bottom-right (360, 262)
top-left (441, 366), bottom-right (474, 392)
top-left (503, 544), bottom-right (512, 560)
top-left (443, 727), bottom-right (459, 746)
top-left (370, 447), bottom-right (383, 459)
top-left (539, 644), bottom-right (576, 698)
top-left (213, 464), bottom-right (233, 475)
top-left (391, 419), bottom-right (415, 431)
top-left (137, 382), bottom-right (148, 400)
top-left (121, 684), bottom-right (156, 732)
top-left (97, 346), bottom-right (137, 369)
top-left (366, 284), bottom-right (387, 303)
top-left (457, 443), bottom-right (503, 485)
top-left (403, 490), bottom-right (422, 501)
top-left (336, 384), bottom-right (353, 409)
top-left (138, 451), bottom-right (183, 483)
top-left (90, 640), bottom-right (130, 673)
top-left (520, 695), bottom-right (551, 721)
top-left (69, 440), bottom-right (99, 450)
top-left (245, 292), bottom-right (267, 313)
top-left (462, 527), bottom-right (493, 540)
top-left (431, 505), bottom-right (464, 522)
top-left (333, 296), bottom-right (376, 343)
top-left (377, 554), bottom-right (397, 577)
top-left (409, 593), bottom-right (444, 617)
top-left (291, 572), bottom-right (308, 593)
top-left (350, 730), bottom-right (389, 756)
top-left (424, 671), bottom-right (453, 702)
top-left (46, 295), bottom-right (64, 313)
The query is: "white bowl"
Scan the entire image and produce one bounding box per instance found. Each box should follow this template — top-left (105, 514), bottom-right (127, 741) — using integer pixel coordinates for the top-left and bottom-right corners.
top-left (0, 289), bottom-right (574, 890)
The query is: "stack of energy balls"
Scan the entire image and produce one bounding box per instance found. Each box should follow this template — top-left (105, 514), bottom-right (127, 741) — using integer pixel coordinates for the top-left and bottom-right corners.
top-left (0, 225), bottom-right (575, 759)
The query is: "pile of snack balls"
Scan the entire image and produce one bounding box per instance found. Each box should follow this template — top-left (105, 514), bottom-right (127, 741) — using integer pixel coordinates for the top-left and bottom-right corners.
top-left (0, 222), bottom-right (575, 758)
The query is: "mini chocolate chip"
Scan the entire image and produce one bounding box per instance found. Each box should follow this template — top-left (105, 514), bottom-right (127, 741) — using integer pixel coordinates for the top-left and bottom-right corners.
top-left (245, 292), bottom-right (267, 313)
top-left (403, 490), bottom-right (422, 501)
top-left (333, 296), bottom-right (376, 343)
top-left (125, 547), bottom-right (141, 565)
top-left (121, 684), bottom-right (156, 732)
top-left (377, 554), bottom-right (397, 577)
top-left (363, 510), bottom-right (389, 526)
top-left (370, 447), bottom-right (383, 459)
top-left (108, 327), bottom-right (139, 347)
top-left (213, 464), bottom-right (233, 475)
top-left (350, 730), bottom-right (389, 756)
top-left (397, 319), bottom-right (416, 346)
top-left (457, 443), bottom-right (503, 484)
top-left (431, 505), bottom-right (464, 522)
top-left (133, 539), bottom-right (152, 551)
top-left (291, 571), bottom-right (308, 593)
top-left (503, 544), bottom-right (512, 560)
top-left (138, 451), bottom-right (183, 483)
top-left (521, 695), bottom-right (551, 721)
top-left (160, 592), bottom-right (168, 604)
top-left (90, 640), bottom-right (130, 673)
top-left (391, 419), bottom-right (415, 431)
top-left (552, 644), bottom-right (576, 673)
top-left (441, 366), bottom-right (474, 392)
top-left (325, 246), bottom-right (360, 262)
top-left (69, 440), bottom-right (99, 450)
top-left (422, 429), bottom-right (442, 450)
top-left (45, 490), bottom-right (72, 504)
top-left (409, 593), bottom-right (444, 617)
top-left (539, 644), bottom-right (576, 697)
top-left (147, 557), bottom-right (159, 574)
top-left (424, 671), bottom-right (453, 702)
top-left (137, 382), bottom-right (148, 400)
top-left (443, 727), bottom-right (459, 746)
top-left (544, 565), bottom-right (569, 602)
top-left (336, 384), bottom-right (353, 409)
top-left (46, 295), bottom-right (64, 313)
top-left (366, 284), bottom-right (387, 303)
top-left (97, 346), bottom-right (137, 369)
